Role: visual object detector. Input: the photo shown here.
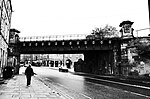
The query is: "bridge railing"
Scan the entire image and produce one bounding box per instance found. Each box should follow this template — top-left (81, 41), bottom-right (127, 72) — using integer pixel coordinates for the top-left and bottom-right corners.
top-left (19, 34), bottom-right (88, 41)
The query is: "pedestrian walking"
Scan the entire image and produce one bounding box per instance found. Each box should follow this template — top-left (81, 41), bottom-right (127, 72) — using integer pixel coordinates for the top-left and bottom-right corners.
top-left (25, 64), bottom-right (35, 86)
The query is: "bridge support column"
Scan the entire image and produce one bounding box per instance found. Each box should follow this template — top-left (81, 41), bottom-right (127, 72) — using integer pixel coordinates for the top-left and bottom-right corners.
top-left (83, 51), bottom-right (98, 73)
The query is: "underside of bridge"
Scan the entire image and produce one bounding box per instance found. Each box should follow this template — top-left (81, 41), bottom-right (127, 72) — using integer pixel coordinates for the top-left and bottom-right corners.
top-left (83, 50), bottom-right (116, 75)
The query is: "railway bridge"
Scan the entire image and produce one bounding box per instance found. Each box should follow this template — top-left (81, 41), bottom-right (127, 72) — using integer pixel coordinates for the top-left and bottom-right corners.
top-left (19, 34), bottom-right (122, 75)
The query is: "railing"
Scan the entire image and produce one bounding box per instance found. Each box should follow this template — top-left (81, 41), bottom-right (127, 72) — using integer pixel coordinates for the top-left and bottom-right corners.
top-left (19, 34), bottom-right (88, 41)
top-left (136, 28), bottom-right (150, 37)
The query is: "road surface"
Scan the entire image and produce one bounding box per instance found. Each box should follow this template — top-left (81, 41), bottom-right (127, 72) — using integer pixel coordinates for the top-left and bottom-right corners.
top-left (20, 66), bottom-right (150, 99)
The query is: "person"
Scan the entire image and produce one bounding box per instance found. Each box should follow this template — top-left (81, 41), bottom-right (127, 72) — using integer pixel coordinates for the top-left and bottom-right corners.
top-left (25, 64), bottom-right (35, 86)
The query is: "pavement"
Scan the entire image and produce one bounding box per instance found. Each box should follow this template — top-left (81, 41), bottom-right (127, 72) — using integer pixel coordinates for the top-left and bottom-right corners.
top-left (0, 74), bottom-right (67, 99)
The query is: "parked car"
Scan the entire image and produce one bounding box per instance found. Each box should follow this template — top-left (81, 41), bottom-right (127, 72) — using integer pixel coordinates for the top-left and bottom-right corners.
top-left (59, 66), bottom-right (68, 72)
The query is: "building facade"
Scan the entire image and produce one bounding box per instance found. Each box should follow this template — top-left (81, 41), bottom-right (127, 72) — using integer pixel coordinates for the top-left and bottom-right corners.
top-left (7, 29), bottom-right (20, 74)
top-left (0, 0), bottom-right (12, 77)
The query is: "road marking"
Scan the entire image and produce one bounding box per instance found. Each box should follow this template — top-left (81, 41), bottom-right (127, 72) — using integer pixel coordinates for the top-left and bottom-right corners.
top-left (124, 90), bottom-right (150, 98)
top-left (36, 70), bottom-right (150, 99)
top-left (42, 76), bottom-right (92, 99)
top-left (36, 76), bottom-right (74, 99)
top-left (79, 93), bottom-right (92, 99)
top-left (83, 77), bottom-right (150, 98)
top-left (83, 76), bottom-right (150, 90)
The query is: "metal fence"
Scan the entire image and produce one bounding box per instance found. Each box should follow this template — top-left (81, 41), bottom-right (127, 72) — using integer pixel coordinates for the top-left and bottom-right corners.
top-left (136, 28), bottom-right (150, 37)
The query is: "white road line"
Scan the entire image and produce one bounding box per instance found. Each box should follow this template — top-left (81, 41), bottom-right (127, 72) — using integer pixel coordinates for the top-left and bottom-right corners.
top-left (83, 77), bottom-right (150, 99)
top-left (124, 90), bottom-right (150, 99)
top-left (37, 77), bottom-right (74, 99)
top-left (84, 76), bottom-right (150, 90)
top-left (37, 74), bottom-right (150, 99)
top-left (79, 93), bottom-right (92, 99)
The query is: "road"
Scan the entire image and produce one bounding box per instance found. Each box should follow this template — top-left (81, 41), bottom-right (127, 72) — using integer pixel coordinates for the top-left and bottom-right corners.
top-left (20, 66), bottom-right (150, 99)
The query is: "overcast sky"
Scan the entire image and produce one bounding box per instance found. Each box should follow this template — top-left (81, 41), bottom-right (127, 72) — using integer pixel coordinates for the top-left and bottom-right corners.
top-left (11, 0), bottom-right (149, 37)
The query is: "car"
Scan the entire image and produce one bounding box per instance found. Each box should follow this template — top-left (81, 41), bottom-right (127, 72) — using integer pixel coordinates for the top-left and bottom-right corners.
top-left (59, 66), bottom-right (68, 72)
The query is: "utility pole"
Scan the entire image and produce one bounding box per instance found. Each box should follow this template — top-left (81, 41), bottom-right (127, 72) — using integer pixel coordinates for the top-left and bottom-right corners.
top-left (63, 54), bottom-right (65, 66)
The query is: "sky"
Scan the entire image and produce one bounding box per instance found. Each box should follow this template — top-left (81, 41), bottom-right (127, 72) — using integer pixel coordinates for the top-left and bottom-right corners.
top-left (11, 0), bottom-right (149, 37)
